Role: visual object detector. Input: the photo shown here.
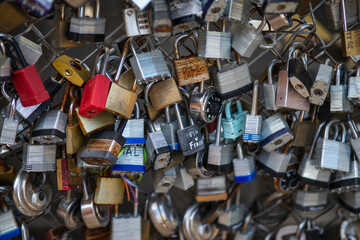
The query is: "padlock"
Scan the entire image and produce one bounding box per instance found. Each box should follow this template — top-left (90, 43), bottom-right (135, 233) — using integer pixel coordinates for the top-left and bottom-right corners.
top-left (273, 162), bottom-right (299, 194)
top-left (16, 0), bottom-right (53, 17)
top-left (56, 151), bottom-right (83, 191)
top-left (0, 2), bottom-right (27, 33)
top-left (330, 155), bottom-right (360, 193)
top-left (291, 108), bottom-right (317, 147)
top-left (124, 8), bottom-right (151, 37)
top-left (174, 34), bottom-right (209, 86)
top-left (111, 188), bottom-right (141, 240)
top-left (52, 55), bottom-right (92, 87)
top-left (112, 145), bottom-right (145, 175)
top-left (325, 0), bottom-right (341, 30)
top-left (68, 1), bottom-right (106, 43)
top-left (80, 172), bottom-right (110, 229)
top-left (94, 176), bottom-right (125, 204)
top-left (338, 190), bottom-right (360, 213)
top-left (6, 37), bottom-right (50, 107)
top-left (55, 3), bottom-right (84, 48)
top-left (258, 142), bottom-right (291, 178)
top-left (66, 97), bottom-right (85, 155)
top-left (161, 106), bottom-right (180, 150)
top-left (233, 140), bottom-right (256, 182)
top-left (148, 77), bottom-right (182, 111)
top-left (294, 185), bottom-right (328, 212)
top-left (131, 0), bottom-right (151, 10)
top-left (0, 40), bottom-right (11, 82)
top-left (195, 175), bottom-right (228, 202)
top-left (80, 118), bottom-right (127, 166)
top-left (260, 113), bottom-right (294, 152)
top-left (214, 53), bottom-right (253, 99)
top-left (231, 13), bottom-right (266, 58)
top-left (297, 122), bottom-right (332, 187)
top-left (186, 149), bottom-right (215, 178)
top-left (57, 191), bottom-right (82, 230)
top-left (76, 147), bottom-right (104, 171)
top-left (106, 40), bottom-right (138, 119)
top-left (243, 80), bottom-right (262, 143)
top-left (174, 163), bottom-right (195, 190)
top-left (145, 119), bottom-right (171, 170)
top-left (22, 141), bottom-right (56, 172)
top-left (129, 37), bottom-right (171, 84)
top-left (217, 188), bottom-right (245, 231)
top-left (31, 82), bottom-right (70, 144)
top-left (341, 0), bottom-right (360, 57)
top-left (144, 82), bottom-right (163, 120)
top-left (330, 63), bottom-right (353, 112)
top-left (201, 0), bottom-right (227, 22)
top-left (0, 196), bottom-right (21, 239)
top-left (348, 116), bottom-right (360, 161)
top-left (169, 0), bottom-right (202, 34)
top-left (288, 43), bottom-right (313, 98)
top-left (0, 97), bottom-right (19, 145)
top-left (151, 0), bottom-right (172, 38)
top-left (263, 59), bottom-right (281, 111)
top-left (175, 102), bottom-right (205, 156)
top-left (13, 170), bottom-right (53, 216)
top-left (234, 213), bottom-right (256, 240)
top-left (152, 167), bottom-right (176, 193)
top-left (79, 48), bottom-right (111, 118)
top-left (198, 20), bottom-right (231, 59)
top-left (148, 193), bottom-right (179, 237)
top-left (120, 102), bottom-right (145, 145)
top-left (263, 0), bottom-right (299, 14)
top-left (222, 99), bottom-right (247, 140)
top-left (223, 0), bottom-right (251, 22)
top-left (64, 0), bottom-right (89, 8)
top-left (315, 120), bottom-right (351, 172)
top-left (15, 35), bottom-right (43, 66)
top-left (207, 111), bottom-right (234, 172)
top-left (348, 63), bottom-right (360, 104)
top-left (265, 13), bottom-right (292, 31)
top-left (310, 58), bottom-right (333, 105)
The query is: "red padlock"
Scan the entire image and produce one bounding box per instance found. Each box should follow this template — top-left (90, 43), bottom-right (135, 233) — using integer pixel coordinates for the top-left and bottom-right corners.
top-left (79, 47), bottom-right (111, 118)
top-left (7, 37), bottom-right (50, 107)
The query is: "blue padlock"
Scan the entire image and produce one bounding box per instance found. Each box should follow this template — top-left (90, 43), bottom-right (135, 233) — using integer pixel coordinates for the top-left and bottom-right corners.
top-left (221, 100), bottom-right (247, 140)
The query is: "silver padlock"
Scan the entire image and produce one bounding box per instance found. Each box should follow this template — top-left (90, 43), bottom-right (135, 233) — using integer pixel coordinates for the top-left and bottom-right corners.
top-left (22, 142), bottom-right (56, 172)
top-left (130, 0), bottom-right (151, 10)
top-left (233, 140), bottom-right (256, 183)
top-left (0, 98), bottom-right (19, 146)
top-left (15, 36), bottom-right (42, 65)
top-left (152, 167), bottom-right (176, 193)
top-left (294, 186), bottom-right (328, 212)
top-left (347, 63), bottom-right (360, 104)
top-left (330, 63), bottom-right (353, 112)
top-left (186, 149), bottom-right (215, 178)
top-left (330, 155), bottom-right (360, 193)
top-left (339, 190), bottom-right (360, 213)
top-left (174, 163), bottom-right (195, 191)
top-left (0, 40), bottom-right (11, 82)
top-left (56, 191), bottom-right (82, 230)
top-left (161, 106), bottom-right (180, 151)
top-left (263, 59), bottom-right (281, 111)
top-left (124, 8), bottom-right (151, 37)
top-left (195, 175), bottom-right (227, 202)
top-left (0, 196), bottom-right (21, 239)
top-left (260, 113), bottom-right (294, 152)
top-left (310, 58), bottom-right (333, 106)
top-left (121, 102), bottom-right (145, 145)
top-left (151, 0), bottom-right (172, 38)
top-left (112, 145), bottom-right (145, 175)
top-left (169, 0), bottom-right (202, 34)
top-left (224, 0), bottom-right (251, 22)
top-left (201, 0), bottom-right (228, 22)
top-left (315, 120), bottom-right (351, 172)
top-left (258, 144), bottom-right (292, 178)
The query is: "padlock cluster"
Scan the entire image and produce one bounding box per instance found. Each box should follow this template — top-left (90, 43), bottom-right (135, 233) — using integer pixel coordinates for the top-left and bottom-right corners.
top-left (2, 0), bottom-right (360, 239)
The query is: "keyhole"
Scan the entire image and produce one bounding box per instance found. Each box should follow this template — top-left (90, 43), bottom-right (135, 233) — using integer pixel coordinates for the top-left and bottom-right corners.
top-left (38, 192), bottom-right (45, 201)
top-left (295, 84), bottom-right (304, 90)
top-left (277, 4), bottom-right (286, 10)
top-left (87, 110), bottom-right (96, 114)
top-left (65, 69), bottom-right (72, 77)
top-left (314, 89), bottom-right (323, 96)
top-left (162, 183), bottom-right (171, 187)
top-left (274, 139), bottom-right (283, 145)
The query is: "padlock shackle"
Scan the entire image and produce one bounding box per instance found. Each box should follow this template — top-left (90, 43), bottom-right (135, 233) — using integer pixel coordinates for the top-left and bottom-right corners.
top-left (341, 0), bottom-right (347, 31)
top-left (82, 171), bottom-right (90, 200)
top-left (5, 37), bottom-right (28, 69)
top-left (114, 38), bottom-right (131, 84)
top-left (242, 212), bottom-right (252, 233)
top-left (267, 59), bottom-right (281, 85)
top-left (347, 114), bottom-right (359, 139)
top-left (9, 97), bottom-right (16, 119)
top-left (145, 119), bottom-right (157, 133)
top-left (134, 101), bottom-right (140, 119)
top-left (60, 82), bottom-right (71, 112)
top-left (236, 140), bottom-right (244, 160)
top-left (286, 42), bottom-right (306, 71)
top-left (0, 40), bottom-right (6, 58)
top-left (335, 63), bottom-right (347, 85)
top-left (324, 58), bottom-right (331, 66)
top-left (307, 121), bottom-right (326, 160)
top-left (215, 111), bottom-right (222, 146)
top-left (356, 63), bottom-right (360, 77)
top-left (174, 34), bottom-right (198, 59)
top-left (59, 3), bottom-right (65, 21)
top-left (68, 97), bottom-right (80, 127)
top-left (324, 119), bottom-right (341, 139)
top-left (250, 80), bottom-right (259, 115)
top-left (99, 47), bottom-right (110, 75)
top-left (144, 81), bottom-right (155, 106)
top-left (1, 82), bottom-right (10, 102)
top-left (174, 102), bottom-right (184, 130)
top-left (165, 106), bottom-right (171, 123)
top-left (115, 118), bottom-right (128, 136)
top-left (94, 0), bottom-right (100, 19)
top-left (21, 219), bottom-right (29, 240)
top-left (78, 6), bottom-right (85, 18)
top-left (339, 122), bottom-right (347, 143)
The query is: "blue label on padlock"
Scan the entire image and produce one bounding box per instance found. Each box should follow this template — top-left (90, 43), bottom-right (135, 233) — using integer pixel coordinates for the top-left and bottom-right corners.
top-left (260, 128), bottom-right (291, 147)
top-left (125, 137), bottom-right (146, 145)
top-left (0, 227), bottom-right (21, 240)
top-left (169, 142), bottom-right (180, 151)
top-left (112, 164), bottom-right (145, 174)
top-left (242, 133), bottom-right (261, 142)
top-left (234, 169), bottom-right (256, 183)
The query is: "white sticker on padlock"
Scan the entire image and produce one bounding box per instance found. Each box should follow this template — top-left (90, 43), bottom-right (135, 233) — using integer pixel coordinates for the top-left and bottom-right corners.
top-left (116, 146), bottom-right (144, 166)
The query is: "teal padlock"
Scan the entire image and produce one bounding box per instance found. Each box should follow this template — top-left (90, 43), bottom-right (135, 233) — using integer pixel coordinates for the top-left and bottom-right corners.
top-left (221, 100), bottom-right (247, 139)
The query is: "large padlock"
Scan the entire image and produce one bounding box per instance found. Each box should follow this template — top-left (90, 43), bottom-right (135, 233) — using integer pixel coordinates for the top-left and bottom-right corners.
top-left (148, 77), bottom-right (182, 111)
top-left (294, 186), bottom-right (328, 212)
top-left (151, 0), bottom-right (172, 38)
top-left (233, 141), bottom-right (256, 182)
top-left (161, 106), bottom-right (180, 151)
top-left (169, 0), bottom-right (202, 34)
top-left (0, 196), bottom-right (21, 239)
top-left (341, 0), bottom-right (360, 57)
top-left (152, 167), bottom-right (176, 193)
top-left (80, 118), bottom-right (127, 166)
top-left (330, 63), bottom-right (353, 112)
top-left (260, 113), bottom-right (294, 152)
top-left (338, 191), bottom-right (360, 213)
top-left (222, 99), bottom-right (247, 140)
top-left (22, 142), bottom-right (56, 172)
top-left (195, 175), bottom-right (228, 202)
top-left (79, 48), bottom-right (111, 118)
top-left (94, 176), bottom-right (125, 204)
top-left (16, 0), bottom-right (53, 17)
top-left (68, 1), bottom-right (106, 43)
top-left (186, 149), bottom-right (215, 178)
top-left (224, 0), bottom-right (251, 22)
top-left (315, 120), bottom-right (351, 172)
top-left (0, 97), bottom-right (19, 146)
top-left (198, 20), bottom-right (231, 59)
top-left (291, 108), bottom-right (317, 147)
top-left (347, 63), bottom-right (360, 104)
top-left (330, 155), bottom-right (360, 193)
top-left (124, 8), bottom-right (151, 37)
top-left (56, 191), bottom-right (82, 230)
top-left (0, 2), bottom-right (27, 33)
top-left (263, 59), bottom-right (281, 111)
top-left (174, 163), bottom-right (195, 191)
top-left (310, 58), bottom-right (333, 106)
top-left (112, 145), bottom-right (145, 175)
top-left (66, 97), bottom-right (85, 155)
top-left (174, 34), bottom-right (209, 86)
top-left (0, 40), bottom-right (11, 82)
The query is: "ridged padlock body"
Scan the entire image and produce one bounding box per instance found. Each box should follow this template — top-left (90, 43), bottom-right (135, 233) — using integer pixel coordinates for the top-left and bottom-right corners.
top-left (122, 119), bottom-right (145, 145)
top-left (224, 0), bottom-right (251, 22)
top-left (124, 8), bottom-right (151, 36)
top-left (0, 211), bottom-right (21, 239)
top-left (258, 150), bottom-right (291, 177)
top-left (196, 176), bottom-right (226, 196)
top-left (79, 74), bottom-right (111, 118)
top-left (68, 17), bottom-right (106, 42)
top-left (112, 145), bottom-right (145, 175)
top-left (151, 0), bottom-right (172, 38)
top-left (291, 121), bottom-right (317, 147)
top-left (198, 30), bottom-right (231, 59)
top-left (315, 138), bottom-right (351, 172)
top-left (294, 190), bottom-right (328, 212)
top-left (153, 167), bottom-right (176, 193)
top-left (263, 83), bottom-right (277, 110)
top-left (161, 120), bottom-right (180, 150)
top-left (233, 156), bottom-right (256, 182)
top-left (218, 204), bottom-right (245, 231)
top-left (177, 125), bottom-right (205, 156)
top-left (23, 144), bottom-right (56, 172)
top-left (0, 117), bottom-right (19, 145)
top-left (310, 63), bottom-right (333, 105)
top-left (339, 191), bottom-right (360, 213)
top-left (111, 216), bottom-right (141, 240)
top-left (331, 85), bottom-right (353, 112)
top-left (129, 51), bottom-right (171, 84)
top-left (330, 160), bottom-right (360, 192)
top-left (145, 131), bottom-right (171, 170)
top-left (265, 13), bottom-right (292, 31)
top-left (75, 108), bottom-right (115, 135)
top-left (105, 83), bottom-right (137, 119)
top-left (174, 55), bottom-right (209, 86)
top-left (243, 114), bottom-right (262, 142)
top-left (32, 110), bottom-right (67, 144)
top-left (170, 0), bottom-right (202, 34)
top-left (222, 101), bottom-right (247, 139)
top-left (351, 138), bottom-right (360, 160)
top-left (52, 55), bottom-right (92, 87)
top-left (215, 62), bottom-right (253, 99)
top-left (56, 158), bottom-right (82, 190)
top-left (297, 156), bottom-right (331, 188)
top-left (348, 76), bottom-right (360, 103)
top-left (288, 58), bottom-right (313, 97)
top-left (174, 166), bottom-right (195, 190)
top-left (12, 65), bottom-right (50, 107)
top-left (94, 177), bottom-right (125, 204)
top-left (80, 131), bottom-right (126, 166)
top-left (234, 224), bottom-right (256, 240)
top-left (344, 0), bottom-right (359, 25)
top-left (55, 21), bottom-right (85, 48)
top-left (149, 78), bottom-right (182, 110)
top-left (325, 1), bottom-right (341, 30)
top-left (231, 23), bottom-right (264, 58)
top-left (16, 36), bottom-right (42, 65)
top-left (260, 113), bottom-right (294, 152)
top-left (207, 143), bottom-right (234, 172)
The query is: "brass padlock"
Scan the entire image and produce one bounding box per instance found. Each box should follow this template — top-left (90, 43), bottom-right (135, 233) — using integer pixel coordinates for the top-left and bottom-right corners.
top-left (148, 77), bottom-right (183, 111)
top-left (66, 96), bottom-right (85, 154)
top-left (144, 82), bottom-right (162, 120)
top-left (341, 0), bottom-right (360, 57)
top-left (94, 175), bottom-right (125, 204)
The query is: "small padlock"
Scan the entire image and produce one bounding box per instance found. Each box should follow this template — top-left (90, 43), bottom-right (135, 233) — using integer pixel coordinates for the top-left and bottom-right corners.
top-left (263, 59), bottom-right (281, 111)
top-left (161, 106), bottom-right (180, 150)
top-left (195, 175), bottom-right (228, 202)
top-left (260, 113), bottom-right (294, 152)
top-left (56, 191), bottom-right (82, 230)
top-left (16, 0), bottom-right (53, 17)
top-left (338, 190), bottom-right (360, 213)
top-left (0, 97), bottom-right (19, 145)
top-left (198, 20), bottom-right (231, 59)
top-left (330, 63), bottom-right (353, 112)
top-left (169, 0), bottom-right (202, 34)
top-left (152, 167), bottom-right (176, 193)
top-left (144, 82), bottom-right (163, 120)
top-left (145, 119), bottom-right (171, 170)
top-left (263, 0), bottom-right (299, 14)
top-left (330, 155), bottom-right (360, 193)
top-left (233, 140), bottom-right (256, 182)
top-left (94, 175), bottom-right (125, 204)
top-left (68, 1), bottom-right (106, 43)
top-left (124, 8), bottom-right (151, 37)
top-left (0, 40), bottom-right (11, 82)
top-left (224, 0), bottom-right (251, 22)
top-left (186, 149), bottom-right (215, 178)
top-left (0, 2), bottom-right (27, 33)
top-left (310, 58), bottom-right (333, 105)
top-left (294, 185), bottom-right (328, 212)
top-left (174, 163), bottom-right (195, 191)
top-left (22, 141), bottom-right (56, 172)
top-left (0, 196), bottom-right (21, 239)
top-left (151, 0), bottom-right (172, 38)
top-left (325, 0), bottom-right (341, 30)
top-left (234, 213), bottom-right (256, 240)
top-left (121, 102), bottom-right (145, 145)
top-left (222, 99), bottom-right (247, 140)
top-left (341, 0), bottom-right (360, 57)
top-left (112, 145), bottom-right (145, 175)
top-left (66, 97), bottom-right (85, 155)
top-left (291, 108), bottom-right (317, 147)
top-left (148, 77), bottom-right (182, 111)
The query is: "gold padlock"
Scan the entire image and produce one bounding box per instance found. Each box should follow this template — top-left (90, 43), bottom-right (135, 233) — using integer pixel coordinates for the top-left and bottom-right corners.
top-left (94, 176), bottom-right (125, 204)
top-left (118, 68), bottom-right (144, 95)
top-left (341, 0), bottom-right (360, 57)
top-left (66, 97), bottom-right (85, 154)
top-left (144, 82), bottom-right (162, 120)
top-left (0, 2), bottom-right (27, 33)
top-left (148, 77), bottom-right (182, 111)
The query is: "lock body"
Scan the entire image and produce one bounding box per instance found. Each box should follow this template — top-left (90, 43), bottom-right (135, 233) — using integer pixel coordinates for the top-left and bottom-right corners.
top-left (23, 144), bottom-right (56, 172)
top-left (224, 0), bottom-right (251, 22)
top-left (112, 146), bottom-right (145, 175)
top-left (174, 165), bottom-right (195, 190)
top-left (169, 0), bottom-right (202, 34)
top-left (32, 110), bottom-right (67, 144)
top-left (198, 30), bottom-right (231, 59)
top-left (294, 190), bottom-right (328, 212)
top-left (258, 150), bottom-right (291, 177)
top-left (151, 0), bottom-right (172, 38)
top-left (124, 8), bottom-right (151, 37)
top-left (297, 156), bottom-right (331, 188)
top-left (68, 17), bottom-right (106, 43)
top-left (291, 121), bottom-right (317, 147)
top-left (0, 2), bottom-right (27, 33)
top-left (152, 167), bottom-right (176, 193)
top-left (111, 215), bottom-right (142, 239)
top-left (75, 108), bottom-right (115, 135)
top-left (348, 76), bottom-right (360, 104)
top-left (310, 63), bottom-right (333, 105)
top-left (94, 177), bottom-right (125, 204)
top-left (263, 83), bottom-right (277, 110)
top-left (331, 85), bottom-right (353, 112)
top-left (177, 125), bottom-right (205, 156)
top-left (195, 176), bottom-right (227, 202)
top-left (0, 211), bottom-right (21, 239)
top-left (207, 143), bottom-right (234, 172)
top-left (148, 78), bottom-right (182, 111)
top-left (146, 131), bottom-right (171, 170)
top-left (243, 114), bottom-right (262, 143)
top-left (105, 84), bottom-right (137, 119)
top-left (339, 191), bottom-right (360, 213)
top-left (221, 101), bottom-right (247, 139)
top-left (122, 119), bottom-right (145, 145)
top-left (233, 156), bottom-right (256, 182)
top-left (0, 116), bottom-right (19, 145)
top-left (288, 58), bottom-right (313, 98)
top-left (174, 56), bottom-right (209, 86)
